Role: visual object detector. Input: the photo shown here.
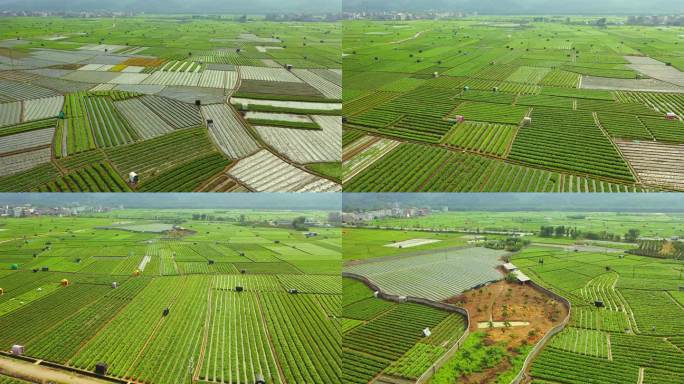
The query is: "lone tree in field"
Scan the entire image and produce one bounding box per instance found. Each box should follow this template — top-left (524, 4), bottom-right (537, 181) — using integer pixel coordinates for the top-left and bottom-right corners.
top-left (292, 216), bottom-right (308, 231)
top-left (624, 229), bottom-right (640, 243)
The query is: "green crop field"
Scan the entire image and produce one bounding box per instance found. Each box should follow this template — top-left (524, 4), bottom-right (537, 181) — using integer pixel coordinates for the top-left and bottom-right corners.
top-left (0, 15), bottom-right (341, 192)
top-left (343, 17), bottom-right (684, 192)
top-left (0, 209), bottom-right (341, 384)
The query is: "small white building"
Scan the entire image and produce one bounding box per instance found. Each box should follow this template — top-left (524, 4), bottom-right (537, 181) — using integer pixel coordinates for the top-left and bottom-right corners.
top-left (503, 263), bottom-right (518, 272)
top-left (666, 112), bottom-right (677, 120)
top-left (513, 270), bottom-right (530, 283)
top-left (128, 172), bottom-right (139, 184)
top-left (422, 327), bottom-right (432, 337)
top-left (522, 116), bottom-right (532, 126)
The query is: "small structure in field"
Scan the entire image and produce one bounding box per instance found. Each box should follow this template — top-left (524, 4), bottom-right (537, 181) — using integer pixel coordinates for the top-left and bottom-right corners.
top-left (666, 112), bottom-right (677, 120)
top-left (61, 279), bottom-right (70, 287)
top-left (398, 296), bottom-right (408, 303)
top-left (286, 64), bottom-right (293, 71)
top-left (195, 100), bottom-right (201, 106)
top-left (0, 288), bottom-right (3, 295)
top-left (422, 327), bottom-right (432, 337)
top-left (373, 291), bottom-right (380, 298)
top-left (512, 270), bottom-right (530, 284)
top-left (236, 48), bottom-right (242, 53)
top-left (463, 86), bottom-right (470, 91)
top-left (133, 269), bottom-right (141, 276)
top-left (240, 269), bottom-right (247, 274)
top-left (305, 232), bottom-right (318, 238)
top-left (95, 362), bottom-right (108, 375)
top-left (11, 345), bottom-right (24, 355)
top-left (255, 373), bottom-right (266, 384)
top-left (208, 259), bottom-right (215, 265)
top-left (111, 282), bottom-right (118, 289)
top-left (163, 308), bottom-right (170, 316)
top-left (433, 72), bottom-right (439, 78)
top-left (503, 263), bottom-right (518, 272)
top-left (595, 300), bottom-right (605, 308)
top-left (678, 286), bottom-right (684, 291)
top-left (235, 286), bottom-right (244, 292)
top-left (128, 172), bottom-right (139, 184)
top-left (522, 116), bottom-right (532, 126)
top-left (206, 119), bottom-right (214, 129)
top-left (288, 288), bottom-right (298, 294)
top-left (492, 87), bottom-right (499, 92)
top-left (41, 267), bottom-right (49, 272)
top-left (448, 115), bottom-right (465, 124)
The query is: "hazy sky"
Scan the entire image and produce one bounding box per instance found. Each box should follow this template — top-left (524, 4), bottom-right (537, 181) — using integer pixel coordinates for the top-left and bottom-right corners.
top-left (344, 0), bottom-right (684, 14)
top-left (0, 193), bottom-right (341, 210)
top-left (344, 193), bottom-right (684, 212)
top-left (0, 0), bottom-right (341, 14)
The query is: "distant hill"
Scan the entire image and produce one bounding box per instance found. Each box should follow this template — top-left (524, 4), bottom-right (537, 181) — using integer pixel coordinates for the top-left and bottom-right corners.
top-left (0, 0), bottom-right (341, 14)
top-left (343, 0), bottom-right (684, 15)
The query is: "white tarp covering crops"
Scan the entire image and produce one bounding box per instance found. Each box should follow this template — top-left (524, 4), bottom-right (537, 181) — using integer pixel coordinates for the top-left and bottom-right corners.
top-left (142, 71), bottom-right (201, 87)
top-left (114, 98), bottom-right (174, 139)
top-left (121, 66), bottom-right (145, 73)
top-left (0, 80), bottom-right (58, 101)
top-left (23, 96), bottom-right (64, 121)
top-left (78, 44), bottom-right (127, 53)
top-left (239, 66), bottom-right (303, 83)
top-left (245, 111), bottom-right (313, 123)
top-left (198, 70), bottom-right (237, 89)
top-left (229, 149), bottom-right (341, 192)
top-left (108, 73), bottom-right (150, 85)
top-left (231, 97), bottom-right (341, 111)
top-left (344, 247), bottom-right (507, 301)
top-left (200, 104), bottom-right (259, 159)
top-left (0, 102), bottom-right (21, 127)
top-left (292, 69), bottom-right (342, 99)
top-left (254, 115), bottom-right (341, 163)
top-left (0, 127), bottom-right (55, 155)
top-left (384, 239), bottom-right (441, 248)
top-left (0, 147), bottom-right (52, 177)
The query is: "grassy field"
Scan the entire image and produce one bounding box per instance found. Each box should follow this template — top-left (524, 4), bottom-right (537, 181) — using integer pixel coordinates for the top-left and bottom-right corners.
top-left (0, 210), bottom-right (341, 384)
top-left (367, 211), bottom-right (684, 239)
top-left (0, 16), bottom-right (341, 192)
top-left (342, 18), bottom-right (684, 192)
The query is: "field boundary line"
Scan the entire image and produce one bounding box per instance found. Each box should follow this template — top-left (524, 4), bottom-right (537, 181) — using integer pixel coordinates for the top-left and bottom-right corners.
top-left (254, 292), bottom-right (287, 384)
top-left (193, 275), bottom-right (215, 381)
top-left (592, 111), bottom-right (641, 184)
top-left (122, 275), bottom-right (186, 380)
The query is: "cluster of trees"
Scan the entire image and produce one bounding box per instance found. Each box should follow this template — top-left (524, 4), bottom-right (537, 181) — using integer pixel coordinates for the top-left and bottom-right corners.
top-left (485, 237), bottom-right (531, 252)
top-left (538, 225), bottom-right (640, 242)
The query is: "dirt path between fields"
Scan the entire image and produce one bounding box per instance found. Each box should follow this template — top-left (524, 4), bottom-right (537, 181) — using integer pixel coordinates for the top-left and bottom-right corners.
top-left (0, 356), bottom-right (112, 384)
top-left (390, 30), bottom-right (428, 45)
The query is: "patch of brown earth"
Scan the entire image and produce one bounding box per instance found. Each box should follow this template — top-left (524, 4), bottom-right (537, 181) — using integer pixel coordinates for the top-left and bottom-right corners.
top-left (444, 279), bottom-right (568, 383)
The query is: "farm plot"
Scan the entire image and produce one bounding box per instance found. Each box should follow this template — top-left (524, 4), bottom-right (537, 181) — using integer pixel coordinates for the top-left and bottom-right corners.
top-left (508, 108), bottom-right (635, 181)
top-left (0, 102), bottom-right (21, 127)
top-left (105, 126), bottom-right (216, 181)
top-left (114, 98), bottom-right (174, 139)
top-left (260, 293), bottom-right (341, 384)
top-left (228, 149), bottom-right (341, 192)
top-left (615, 139), bottom-right (684, 190)
top-left (37, 162), bottom-right (131, 192)
top-left (198, 70), bottom-right (237, 89)
top-left (614, 91), bottom-right (684, 118)
top-left (23, 96), bottom-right (64, 121)
top-left (84, 95), bottom-right (138, 147)
top-left (0, 148), bottom-right (52, 177)
top-left (200, 286), bottom-right (282, 384)
top-left (506, 66), bottom-right (551, 84)
top-left (245, 111), bottom-right (319, 129)
top-left (139, 95), bottom-right (202, 129)
top-left (344, 247), bottom-right (506, 301)
top-left (254, 115), bottom-right (340, 163)
top-left (239, 66), bottom-right (303, 83)
top-left (442, 121), bottom-right (517, 157)
top-left (141, 71), bottom-right (201, 87)
top-left (201, 104), bottom-right (259, 159)
top-left (232, 97), bottom-right (341, 113)
top-left (0, 127), bottom-right (54, 155)
top-left (108, 73), bottom-right (151, 85)
top-left (293, 69), bottom-right (342, 99)
top-left (0, 80), bottom-right (58, 101)
top-left (384, 239), bottom-right (441, 248)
